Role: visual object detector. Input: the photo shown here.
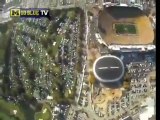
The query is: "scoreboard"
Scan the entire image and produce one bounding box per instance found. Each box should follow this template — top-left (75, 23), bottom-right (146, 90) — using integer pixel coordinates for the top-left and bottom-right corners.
top-left (10, 8), bottom-right (49, 18)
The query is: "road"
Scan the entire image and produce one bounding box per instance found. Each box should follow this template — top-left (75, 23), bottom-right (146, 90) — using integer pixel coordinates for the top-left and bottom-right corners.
top-left (74, 8), bottom-right (105, 120)
top-left (76, 64), bottom-right (86, 103)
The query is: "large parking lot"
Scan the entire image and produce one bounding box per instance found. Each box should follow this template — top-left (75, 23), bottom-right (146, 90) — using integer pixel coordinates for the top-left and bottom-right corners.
top-left (8, 8), bottom-right (85, 119)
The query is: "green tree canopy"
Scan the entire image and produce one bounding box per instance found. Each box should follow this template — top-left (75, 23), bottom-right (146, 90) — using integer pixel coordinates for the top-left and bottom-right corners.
top-left (67, 11), bottom-right (76, 20)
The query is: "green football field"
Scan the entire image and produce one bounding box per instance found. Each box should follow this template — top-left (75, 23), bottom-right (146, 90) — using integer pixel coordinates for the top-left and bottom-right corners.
top-left (114, 23), bottom-right (137, 35)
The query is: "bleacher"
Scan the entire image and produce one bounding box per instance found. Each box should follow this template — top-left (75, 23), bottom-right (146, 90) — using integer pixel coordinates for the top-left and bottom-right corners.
top-left (110, 50), bottom-right (155, 66)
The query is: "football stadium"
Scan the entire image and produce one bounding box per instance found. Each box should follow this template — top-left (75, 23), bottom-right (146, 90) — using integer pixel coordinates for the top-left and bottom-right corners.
top-left (98, 6), bottom-right (154, 45)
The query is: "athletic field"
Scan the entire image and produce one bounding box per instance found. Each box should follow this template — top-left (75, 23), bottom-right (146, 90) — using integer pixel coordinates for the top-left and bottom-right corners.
top-left (114, 23), bottom-right (137, 35)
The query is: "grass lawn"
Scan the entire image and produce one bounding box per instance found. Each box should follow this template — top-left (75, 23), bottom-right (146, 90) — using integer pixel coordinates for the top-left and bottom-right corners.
top-left (51, 35), bottom-right (63, 56)
top-left (35, 104), bottom-right (52, 120)
top-left (114, 23), bottom-right (137, 35)
top-left (0, 99), bottom-right (25, 120)
top-left (0, 111), bottom-right (19, 120)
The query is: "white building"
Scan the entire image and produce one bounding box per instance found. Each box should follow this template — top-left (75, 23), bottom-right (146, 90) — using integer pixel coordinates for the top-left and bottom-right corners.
top-left (139, 97), bottom-right (155, 120)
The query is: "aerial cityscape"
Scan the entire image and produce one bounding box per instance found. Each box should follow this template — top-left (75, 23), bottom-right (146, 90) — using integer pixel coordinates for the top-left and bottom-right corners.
top-left (0, 0), bottom-right (156, 120)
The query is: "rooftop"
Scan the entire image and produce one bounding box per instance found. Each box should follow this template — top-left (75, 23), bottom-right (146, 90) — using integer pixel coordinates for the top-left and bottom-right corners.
top-left (93, 55), bottom-right (125, 88)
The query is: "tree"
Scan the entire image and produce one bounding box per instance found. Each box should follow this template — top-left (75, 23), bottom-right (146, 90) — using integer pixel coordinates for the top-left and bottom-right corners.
top-left (123, 81), bottom-right (130, 90)
top-left (0, 49), bottom-right (5, 65)
top-left (48, 21), bottom-right (56, 34)
top-left (41, 37), bottom-right (48, 48)
top-left (47, 47), bottom-right (53, 56)
top-left (124, 73), bottom-right (131, 82)
top-left (0, 24), bottom-right (7, 33)
top-left (88, 72), bottom-right (96, 85)
top-left (60, 11), bottom-right (66, 18)
top-left (52, 89), bottom-right (62, 103)
top-left (50, 10), bottom-right (61, 17)
top-left (67, 11), bottom-right (76, 20)
top-left (48, 33), bottom-right (56, 42)
top-left (77, 47), bottom-right (83, 57)
top-left (52, 65), bottom-right (61, 74)
top-left (76, 61), bottom-right (82, 73)
top-left (55, 35), bottom-right (63, 42)
top-left (123, 73), bottom-right (131, 90)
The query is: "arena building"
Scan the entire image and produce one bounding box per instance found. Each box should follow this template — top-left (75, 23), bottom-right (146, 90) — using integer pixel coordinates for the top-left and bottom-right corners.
top-left (93, 55), bottom-right (125, 88)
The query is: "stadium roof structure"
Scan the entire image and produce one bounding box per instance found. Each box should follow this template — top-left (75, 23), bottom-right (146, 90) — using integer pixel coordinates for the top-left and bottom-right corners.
top-left (93, 55), bottom-right (125, 88)
top-left (98, 6), bottom-right (154, 45)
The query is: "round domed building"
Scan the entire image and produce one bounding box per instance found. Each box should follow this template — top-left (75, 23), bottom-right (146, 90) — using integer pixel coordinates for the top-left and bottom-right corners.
top-left (93, 55), bottom-right (125, 88)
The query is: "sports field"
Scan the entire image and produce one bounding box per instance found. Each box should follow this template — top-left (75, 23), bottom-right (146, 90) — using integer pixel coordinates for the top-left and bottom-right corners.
top-left (114, 23), bottom-right (137, 35)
